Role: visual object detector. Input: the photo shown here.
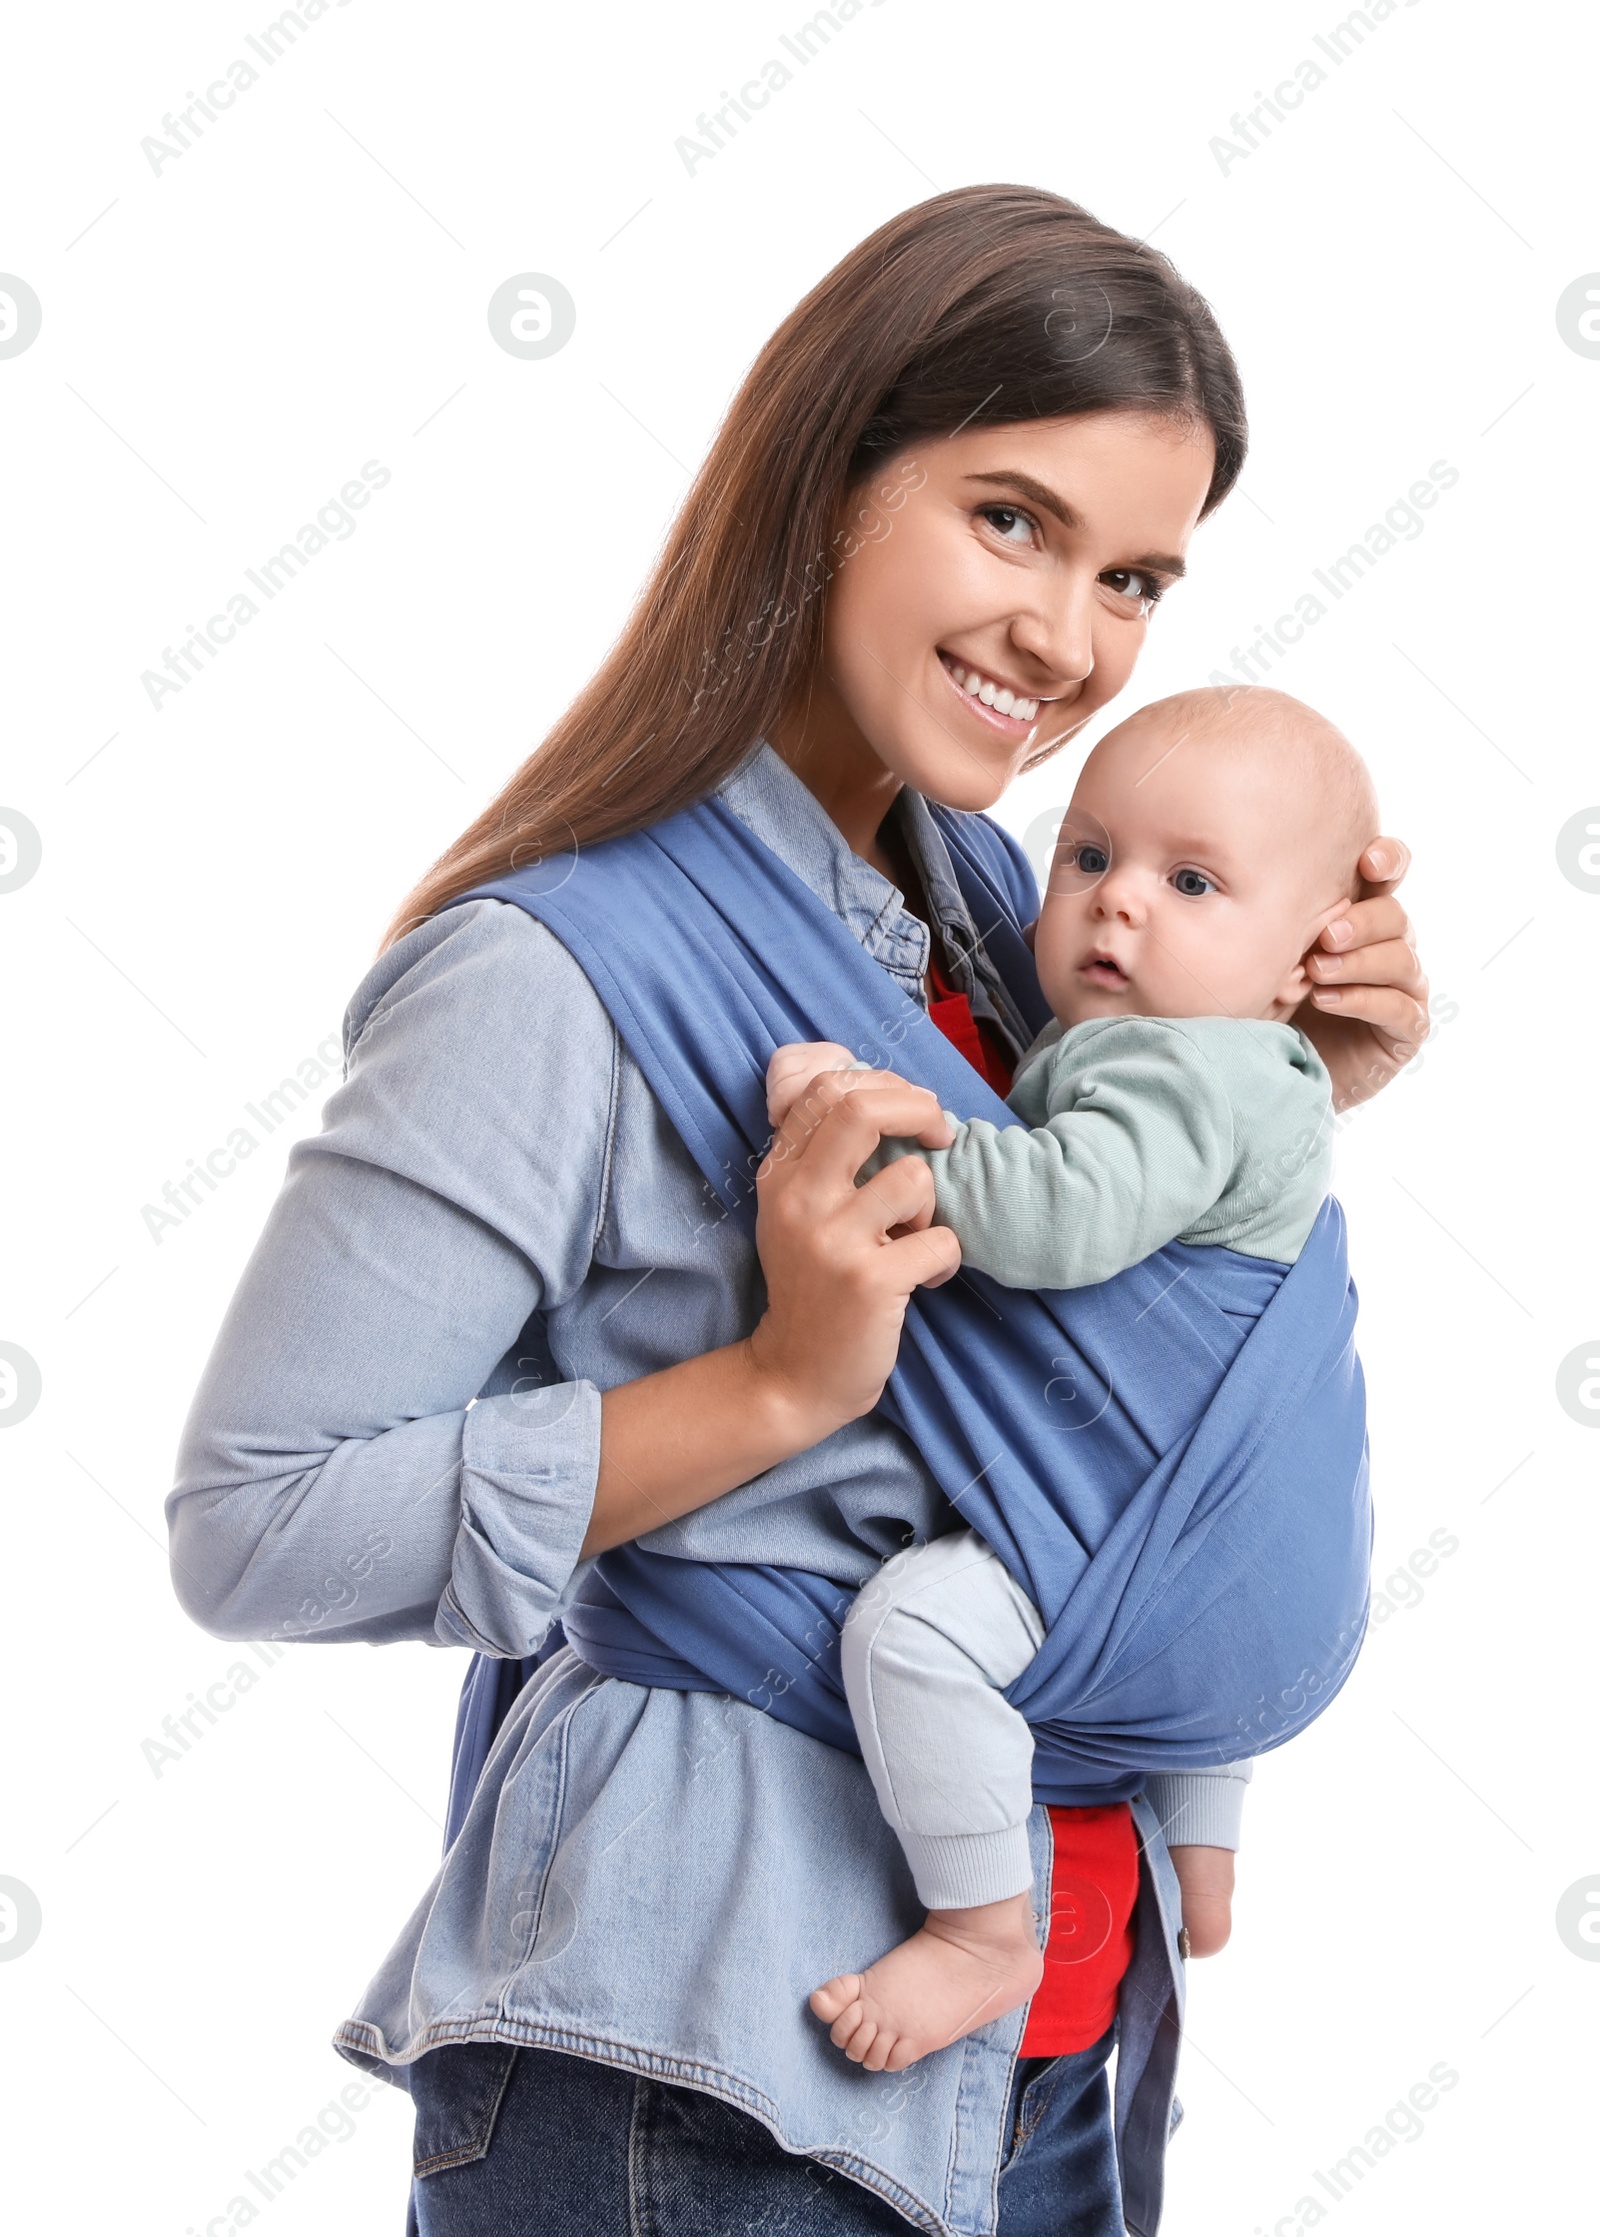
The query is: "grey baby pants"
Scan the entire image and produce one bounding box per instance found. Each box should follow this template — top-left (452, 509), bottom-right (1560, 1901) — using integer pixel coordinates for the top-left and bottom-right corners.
top-left (840, 1528), bottom-right (1250, 1910)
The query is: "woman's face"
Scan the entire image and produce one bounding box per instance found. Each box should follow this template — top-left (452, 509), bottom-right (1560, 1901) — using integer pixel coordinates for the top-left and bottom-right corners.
top-left (814, 411), bottom-right (1217, 813)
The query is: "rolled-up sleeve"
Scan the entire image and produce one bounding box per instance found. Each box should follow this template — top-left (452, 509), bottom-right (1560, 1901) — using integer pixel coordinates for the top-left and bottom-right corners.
top-left (166, 900), bottom-right (616, 1653)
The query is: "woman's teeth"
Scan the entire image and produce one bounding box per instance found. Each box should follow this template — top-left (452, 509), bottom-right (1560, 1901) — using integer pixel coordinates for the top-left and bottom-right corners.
top-left (945, 660), bottom-right (1040, 723)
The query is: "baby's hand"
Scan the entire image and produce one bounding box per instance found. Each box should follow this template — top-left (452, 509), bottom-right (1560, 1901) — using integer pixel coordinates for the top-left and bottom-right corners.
top-left (766, 1041), bottom-right (863, 1127)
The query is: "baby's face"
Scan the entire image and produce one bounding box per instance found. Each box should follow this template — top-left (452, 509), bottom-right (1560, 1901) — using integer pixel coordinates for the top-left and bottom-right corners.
top-left (1034, 711), bottom-right (1351, 1028)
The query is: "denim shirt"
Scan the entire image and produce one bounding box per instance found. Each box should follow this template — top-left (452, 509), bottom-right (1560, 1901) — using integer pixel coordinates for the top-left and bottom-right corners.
top-left (167, 745), bottom-right (1230, 2237)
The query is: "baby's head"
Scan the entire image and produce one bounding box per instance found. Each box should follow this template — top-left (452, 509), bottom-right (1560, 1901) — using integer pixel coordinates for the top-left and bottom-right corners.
top-left (1035, 687), bottom-right (1379, 1028)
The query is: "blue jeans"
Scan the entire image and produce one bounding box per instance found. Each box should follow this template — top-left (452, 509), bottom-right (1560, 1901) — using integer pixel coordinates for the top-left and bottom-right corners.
top-left (407, 2035), bottom-right (1123, 2236)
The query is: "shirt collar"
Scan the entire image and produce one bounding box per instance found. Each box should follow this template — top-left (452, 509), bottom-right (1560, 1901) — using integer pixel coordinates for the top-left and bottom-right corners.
top-left (717, 742), bottom-right (1029, 1052)
top-left (717, 743), bottom-right (932, 995)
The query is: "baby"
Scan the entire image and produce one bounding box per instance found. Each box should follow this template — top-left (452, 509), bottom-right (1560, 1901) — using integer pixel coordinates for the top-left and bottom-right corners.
top-left (766, 685), bottom-right (1379, 2072)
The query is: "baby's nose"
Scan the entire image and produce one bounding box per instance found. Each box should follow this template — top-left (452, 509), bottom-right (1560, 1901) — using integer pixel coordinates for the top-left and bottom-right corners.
top-left (1094, 881), bottom-right (1144, 925)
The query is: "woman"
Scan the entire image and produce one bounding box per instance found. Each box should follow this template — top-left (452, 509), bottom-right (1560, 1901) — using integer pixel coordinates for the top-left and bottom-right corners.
top-left (167, 187), bottom-right (1427, 2236)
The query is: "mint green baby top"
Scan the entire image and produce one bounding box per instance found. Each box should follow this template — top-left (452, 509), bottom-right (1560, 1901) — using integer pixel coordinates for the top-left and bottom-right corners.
top-left (915, 1014), bottom-right (1335, 1290)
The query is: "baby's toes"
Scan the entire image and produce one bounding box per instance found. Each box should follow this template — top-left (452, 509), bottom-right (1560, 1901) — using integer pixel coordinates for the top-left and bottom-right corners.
top-left (809, 1974), bottom-right (861, 2026)
top-left (861, 2027), bottom-right (898, 2074)
top-left (840, 2015), bottom-right (879, 2065)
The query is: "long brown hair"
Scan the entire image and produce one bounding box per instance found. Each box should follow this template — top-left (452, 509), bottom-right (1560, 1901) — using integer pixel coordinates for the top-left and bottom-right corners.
top-left (384, 184), bottom-right (1247, 947)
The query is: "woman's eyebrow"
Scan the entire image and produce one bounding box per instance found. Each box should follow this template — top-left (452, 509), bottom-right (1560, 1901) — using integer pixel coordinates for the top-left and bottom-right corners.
top-left (964, 471), bottom-right (1187, 577)
top-left (966, 469), bottom-right (1081, 526)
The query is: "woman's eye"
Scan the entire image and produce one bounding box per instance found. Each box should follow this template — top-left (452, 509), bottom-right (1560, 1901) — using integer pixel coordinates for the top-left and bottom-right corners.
top-left (1171, 867), bottom-right (1215, 897)
top-left (978, 504), bottom-right (1037, 545)
top-left (1101, 569), bottom-right (1163, 616)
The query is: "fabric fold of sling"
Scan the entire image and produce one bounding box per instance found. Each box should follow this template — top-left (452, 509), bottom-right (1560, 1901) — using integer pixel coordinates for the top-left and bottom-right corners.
top-left (443, 786), bottom-right (1372, 1841)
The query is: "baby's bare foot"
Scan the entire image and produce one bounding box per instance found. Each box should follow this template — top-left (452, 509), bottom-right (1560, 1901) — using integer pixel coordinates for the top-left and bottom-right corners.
top-left (809, 1893), bottom-right (1043, 2072)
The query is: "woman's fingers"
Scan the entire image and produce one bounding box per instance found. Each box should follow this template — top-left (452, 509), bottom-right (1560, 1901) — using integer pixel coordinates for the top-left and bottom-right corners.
top-left (1311, 980), bottom-right (1430, 1055)
top-left (767, 1071), bottom-right (953, 1182)
top-left (1355, 833), bottom-right (1411, 892)
top-left (855, 1151), bottom-right (937, 1234)
top-left (1315, 891), bottom-right (1415, 961)
top-left (1296, 830), bottom-right (1430, 1107)
top-left (1308, 894), bottom-right (1427, 1054)
top-left (749, 1065), bottom-right (963, 1431)
top-left (884, 1222), bottom-right (962, 1291)
top-left (1307, 931), bottom-right (1420, 991)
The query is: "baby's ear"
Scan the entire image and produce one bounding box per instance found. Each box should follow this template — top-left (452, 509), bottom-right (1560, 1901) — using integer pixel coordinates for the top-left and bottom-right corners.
top-left (1271, 954), bottom-right (1314, 1014)
top-left (1274, 897), bottom-right (1351, 1014)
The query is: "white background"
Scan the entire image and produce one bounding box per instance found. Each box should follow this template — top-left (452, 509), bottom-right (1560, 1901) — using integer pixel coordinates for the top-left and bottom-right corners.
top-left (2, 1), bottom-right (1596, 2230)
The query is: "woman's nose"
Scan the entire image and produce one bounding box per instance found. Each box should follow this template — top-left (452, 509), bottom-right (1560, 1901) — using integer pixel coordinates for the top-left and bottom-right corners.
top-left (1010, 571), bottom-right (1096, 687)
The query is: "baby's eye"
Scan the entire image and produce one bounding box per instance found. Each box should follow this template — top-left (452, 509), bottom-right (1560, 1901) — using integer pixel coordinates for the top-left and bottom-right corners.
top-left (1072, 843), bottom-right (1110, 875)
top-left (1170, 867), bottom-right (1216, 898)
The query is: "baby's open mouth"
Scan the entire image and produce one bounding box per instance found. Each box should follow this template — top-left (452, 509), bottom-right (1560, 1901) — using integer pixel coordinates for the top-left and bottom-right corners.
top-left (1080, 954), bottom-right (1128, 988)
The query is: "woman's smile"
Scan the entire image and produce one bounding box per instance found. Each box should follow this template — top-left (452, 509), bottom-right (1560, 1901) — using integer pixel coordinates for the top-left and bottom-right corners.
top-left (936, 649), bottom-right (1047, 730)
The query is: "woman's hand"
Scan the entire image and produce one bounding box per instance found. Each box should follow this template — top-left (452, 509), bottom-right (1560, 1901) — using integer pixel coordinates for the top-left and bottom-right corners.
top-left (750, 1070), bottom-right (959, 1435)
top-left (585, 1072), bottom-right (956, 1558)
top-left (1295, 836), bottom-right (1430, 1112)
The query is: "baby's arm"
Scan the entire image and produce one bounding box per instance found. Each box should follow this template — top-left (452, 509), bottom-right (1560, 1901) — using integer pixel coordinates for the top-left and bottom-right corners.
top-left (766, 1024), bottom-right (1234, 1288)
top-left (918, 1020), bottom-right (1236, 1289)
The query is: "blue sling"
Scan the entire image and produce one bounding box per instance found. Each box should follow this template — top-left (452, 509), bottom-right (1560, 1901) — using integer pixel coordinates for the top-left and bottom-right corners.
top-left (442, 791), bottom-right (1371, 1845)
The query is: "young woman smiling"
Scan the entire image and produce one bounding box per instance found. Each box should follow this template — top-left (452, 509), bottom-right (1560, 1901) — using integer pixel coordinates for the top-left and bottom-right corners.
top-left (168, 186), bottom-right (1427, 2237)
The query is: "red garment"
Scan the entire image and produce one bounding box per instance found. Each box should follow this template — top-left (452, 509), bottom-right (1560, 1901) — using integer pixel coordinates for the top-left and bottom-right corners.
top-left (921, 955), bottom-right (1139, 2054)
top-left (923, 948), bottom-right (1016, 1099)
top-left (1020, 1805), bottom-right (1140, 2054)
